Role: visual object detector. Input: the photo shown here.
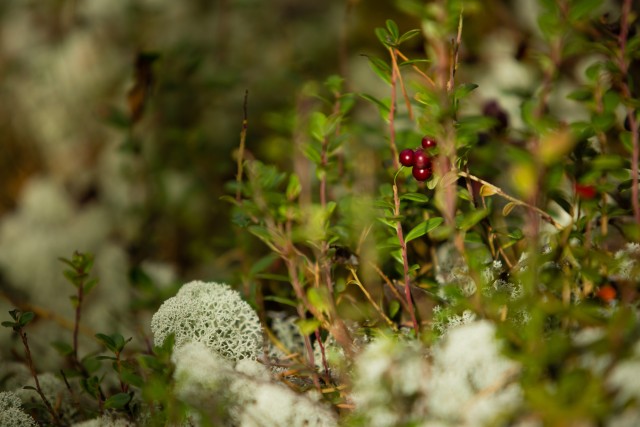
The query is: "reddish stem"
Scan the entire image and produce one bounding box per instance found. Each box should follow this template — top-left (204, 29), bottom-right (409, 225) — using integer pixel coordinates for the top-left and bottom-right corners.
top-left (618, 0), bottom-right (639, 224)
top-left (393, 183), bottom-right (420, 336)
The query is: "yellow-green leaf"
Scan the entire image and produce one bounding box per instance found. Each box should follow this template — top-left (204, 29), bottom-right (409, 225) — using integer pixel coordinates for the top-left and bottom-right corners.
top-left (479, 184), bottom-right (498, 197)
top-left (540, 130), bottom-right (575, 165)
top-left (296, 318), bottom-right (321, 336)
top-left (502, 202), bottom-right (518, 217)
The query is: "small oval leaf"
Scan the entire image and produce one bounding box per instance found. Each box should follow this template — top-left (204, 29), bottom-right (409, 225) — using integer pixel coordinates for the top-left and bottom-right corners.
top-left (405, 217), bottom-right (445, 243)
top-left (104, 393), bottom-right (132, 410)
top-left (400, 192), bottom-right (429, 203)
top-left (502, 202), bottom-right (518, 217)
top-left (479, 185), bottom-right (498, 197)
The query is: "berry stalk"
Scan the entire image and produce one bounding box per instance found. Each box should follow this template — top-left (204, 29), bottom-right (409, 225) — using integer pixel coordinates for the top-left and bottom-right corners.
top-left (393, 180), bottom-right (420, 337)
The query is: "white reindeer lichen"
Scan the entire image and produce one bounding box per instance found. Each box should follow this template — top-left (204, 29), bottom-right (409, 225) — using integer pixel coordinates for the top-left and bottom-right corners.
top-left (0, 391), bottom-right (37, 427)
top-left (151, 281), bottom-right (263, 361)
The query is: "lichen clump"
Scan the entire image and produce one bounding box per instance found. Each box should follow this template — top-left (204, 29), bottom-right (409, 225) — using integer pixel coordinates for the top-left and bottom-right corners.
top-left (0, 391), bottom-right (36, 427)
top-left (151, 281), bottom-right (263, 360)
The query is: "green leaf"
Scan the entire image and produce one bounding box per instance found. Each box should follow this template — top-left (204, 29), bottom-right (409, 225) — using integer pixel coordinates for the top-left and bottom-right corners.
top-left (307, 288), bottom-right (331, 314)
top-left (263, 295), bottom-right (297, 307)
top-left (104, 393), bottom-right (132, 409)
top-left (309, 111), bottom-right (327, 142)
top-left (249, 253), bottom-right (279, 277)
top-left (296, 318), bottom-right (321, 336)
top-left (454, 83), bottom-right (479, 101)
top-left (1, 321), bottom-right (17, 328)
top-left (391, 249), bottom-right (404, 265)
top-left (255, 273), bottom-right (291, 282)
top-left (508, 228), bottom-right (524, 240)
top-left (585, 62), bottom-right (602, 81)
top-left (566, 88), bottom-right (592, 101)
top-left (248, 226), bottom-right (276, 250)
top-left (84, 278), bottom-right (98, 295)
top-left (427, 176), bottom-right (438, 190)
top-left (64, 270), bottom-right (79, 286)
top-left (399, 59), bottom-right (431, 66)
top-left (95, 333), bottom-right (117, 353)
top-left (388, 300), bottom-right (400, 318)
top-left (120, 367), bottom-right (144, 388)
top-left (405, 217), bottom-right (444, 243)
top-left (375, 27), bottom-right (392, 47)
top-left (569, 0), bottom-right (603, 21)
top-left (398, 29), bottom-right (421, 44)
top-left (359, 94), bottom-right (390, 117)
top-left (376, 216), bottom-right (398, 230)
top-left (18, 311), bottom-right (35, 326)
top-left (81, 376), bottom-right (101, 398)
top-left (112, 333), bottom-right (129, 352)
top-left (364, 56), bottom-right (391, 85)
top-left (456, 209), bottom-right (489, 231)
top-left (324, 74), bottom-right (344, 93)
top-left (96, 356), bottom-right (117, 361)
top-left (602, 90), bottom-right (620, 112)
top-left (400, 192), bottom-right (429, 203)
top-left (51, 341), bottom-right (74, 356)
top-left (386, 19), bottom-right (400, 40)
top-left (303, 143), bottom-right (322, 164)
top-left (592, 155), bottom-right (623, 171)
top-left (592, 113), bottom-right (615, 132)
top-left (219, 195), bottom-right (240, 206)
top-left (286, 174), bottom-right (301, 200)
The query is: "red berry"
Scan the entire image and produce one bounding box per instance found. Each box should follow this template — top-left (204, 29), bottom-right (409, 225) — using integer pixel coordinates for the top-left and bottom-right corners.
top-left (412, 166), bottom-right (432, 182)
top-left (597, 285), bottom-right (616, 302)
top-left (421, 136), bottom-right (438, 149)
top-left (575, 183), bottom-right (596, 200)
top-left (413, 149), bottom-right (431, 169)
top-left (399, 149), bottom-right (415, 167)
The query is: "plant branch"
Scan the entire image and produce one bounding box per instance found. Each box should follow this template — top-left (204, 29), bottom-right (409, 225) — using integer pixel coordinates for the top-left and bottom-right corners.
top-left (393, 181), bottom-right (420, 337)
top-left (396, 50), bottom-right (436, 88)
top-left (617, 0), bottom-right (639, 224)
top-left (368, 261), bottom-right (411, 313)
top-left (388, 48), bottom-right (400, 169)
top-left (236, 89), bottom-right (249, 201)
top-left (389, 47), bottom-right (413, 120)
top-left (458, 170), bottom-right (563, 230)
top-left (18, 328), bottom-right (63, 425)
top-left (446, 7), bottom-right (464, 93)
top-left (347, 266), bottom-right (398, 331)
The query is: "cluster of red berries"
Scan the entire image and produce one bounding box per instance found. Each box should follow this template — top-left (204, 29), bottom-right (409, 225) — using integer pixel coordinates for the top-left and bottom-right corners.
top-left (399, 136), bottom-right (437, 181)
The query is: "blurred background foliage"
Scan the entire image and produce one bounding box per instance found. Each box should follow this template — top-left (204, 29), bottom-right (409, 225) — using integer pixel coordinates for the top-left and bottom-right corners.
top-left (0, 0), bottom-right (638, 364)
top-left (0, 0), bottom-right (562, 280)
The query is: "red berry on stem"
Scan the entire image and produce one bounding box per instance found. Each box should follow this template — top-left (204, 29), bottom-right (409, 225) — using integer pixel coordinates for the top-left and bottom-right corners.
top-left (421, 136), bottom-right (437, 149)
top-left (575, 183), bottom-right (596, 200)
top-left (412, 166), bottom-right (432, 182)
top-left (399, 149), bottom-right (415, 167)
top-left (413, 149), bottom-right (431, 169)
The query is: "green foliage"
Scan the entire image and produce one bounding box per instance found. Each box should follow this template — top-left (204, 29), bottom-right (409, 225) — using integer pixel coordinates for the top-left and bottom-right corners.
top-left (1, 309), bottom-right (35, 331)
top-left (1, 1), bottom-right (639, 425)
